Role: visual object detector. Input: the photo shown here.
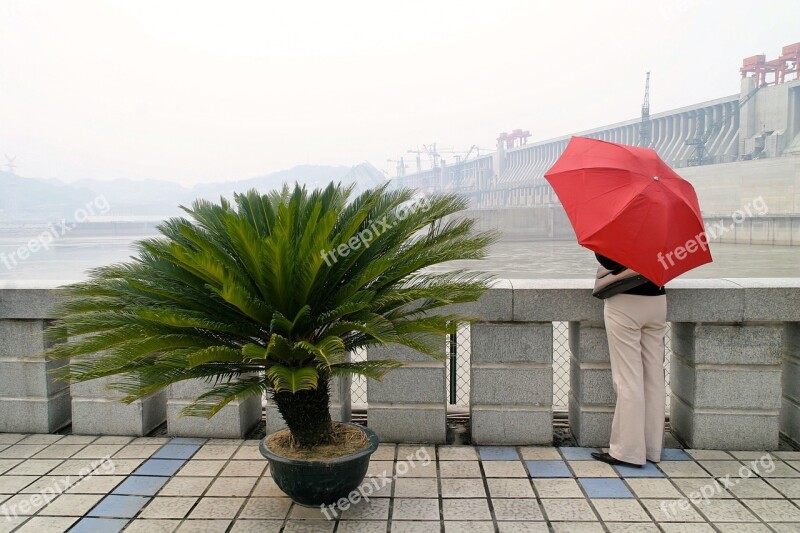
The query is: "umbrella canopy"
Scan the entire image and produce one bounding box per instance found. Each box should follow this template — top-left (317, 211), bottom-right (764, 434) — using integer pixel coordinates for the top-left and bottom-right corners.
top-left (544, 136), bottom-right (712, 286)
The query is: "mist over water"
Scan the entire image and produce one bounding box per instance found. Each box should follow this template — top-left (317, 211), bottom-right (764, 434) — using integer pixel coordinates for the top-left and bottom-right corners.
top-left (2, 235), bottom-right (798, 283)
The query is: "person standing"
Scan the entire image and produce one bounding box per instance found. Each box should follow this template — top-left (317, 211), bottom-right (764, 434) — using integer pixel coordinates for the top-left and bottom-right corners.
top-left (590, 253), bottom-right (667, 467)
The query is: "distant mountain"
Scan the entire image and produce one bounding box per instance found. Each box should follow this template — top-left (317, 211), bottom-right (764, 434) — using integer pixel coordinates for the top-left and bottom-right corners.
top-left (0, 170), bottom-right (99, 222)
top-left (0, 163), bottom-right (389, 223)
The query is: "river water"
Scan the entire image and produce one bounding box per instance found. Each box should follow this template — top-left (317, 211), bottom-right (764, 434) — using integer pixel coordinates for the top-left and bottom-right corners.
top-left (0, 233), bottom-right (798, 282)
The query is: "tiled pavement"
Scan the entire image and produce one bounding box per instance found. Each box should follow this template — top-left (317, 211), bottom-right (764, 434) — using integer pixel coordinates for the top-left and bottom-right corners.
top-left (0, 433), bottom-right (799, 532)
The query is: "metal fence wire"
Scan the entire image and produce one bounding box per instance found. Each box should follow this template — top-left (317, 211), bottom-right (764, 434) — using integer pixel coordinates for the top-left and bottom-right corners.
top-left (350, 322), bottom-right (673, 413)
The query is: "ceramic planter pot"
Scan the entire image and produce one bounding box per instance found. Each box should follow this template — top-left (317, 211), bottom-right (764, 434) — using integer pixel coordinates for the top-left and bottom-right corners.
top-left (259, 422), bottom-right (380, 506)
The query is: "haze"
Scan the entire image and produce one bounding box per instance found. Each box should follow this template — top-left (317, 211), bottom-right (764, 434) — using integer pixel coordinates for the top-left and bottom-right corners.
top-left (1, 0), bottom-right (798, 185)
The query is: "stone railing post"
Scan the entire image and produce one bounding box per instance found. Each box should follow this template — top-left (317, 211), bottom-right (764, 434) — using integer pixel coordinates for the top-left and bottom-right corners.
top-left (167, 379), bottom-right (262, 438)
top-left (0, 286), bottom-right (71, 433)
top-left (667, 279), bottom-right (798, 450)
top-left (366, 343), bottom-right (446, 443)
top-left (669, 322), bottom-right (782, 449)
top-left (783, 322), bottom-right (800, 447)
top-left (470, 322), bottom-right (553, 444)
top-left (514, 280), bottom-right (603, 446)
top-left (365, 281), bottom-right (513, 444)
top-left (567, 320), bottom-right (615, 447)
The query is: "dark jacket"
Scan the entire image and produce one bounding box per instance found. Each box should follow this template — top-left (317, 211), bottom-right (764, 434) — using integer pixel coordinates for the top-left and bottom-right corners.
top-left (595, 253), bottom-right (666, 296)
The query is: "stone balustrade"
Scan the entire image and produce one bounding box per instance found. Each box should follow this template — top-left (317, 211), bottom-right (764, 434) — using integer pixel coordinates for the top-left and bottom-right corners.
top-left (0, 279), bottom-right (798, 450)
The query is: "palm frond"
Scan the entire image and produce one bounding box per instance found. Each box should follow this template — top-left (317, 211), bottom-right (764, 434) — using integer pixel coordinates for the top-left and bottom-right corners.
top-left (43, 182), bottom-right (496, 420)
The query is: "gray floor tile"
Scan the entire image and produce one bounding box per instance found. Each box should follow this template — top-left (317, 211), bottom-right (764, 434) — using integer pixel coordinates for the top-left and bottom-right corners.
top-left (439, 460), bottom-right (481, 478)
top-left (437, 446), bottom-right (478, 461)
top-left (591, 499), bottom-right (651, 522)
top-left (541, 498), bottom-right (596, 521)
top-left (444, 521), bottom-right (494, 532)
top-left (487, 478), bottom-right (535, 498)
top-left (393, 477), bottom-right (439, 498)
top-left (741, 498), bottom-right (800, 522)
top-left (440, 478), bottom-right (486, 498)
top-left (694, 498), bottom-right (759, 522)
top-left (391, 498), bottom-right (440, 520)
top-left (492, 498), bottom-right (544, 521)
top-left (13, 516), bottom-right (80, 533)
top-left (188, 497), bottom-right (246, 519)
top-left (124, 519), bottom-right (181, 533)
top-left (389, 522), bottom-right (441, 533)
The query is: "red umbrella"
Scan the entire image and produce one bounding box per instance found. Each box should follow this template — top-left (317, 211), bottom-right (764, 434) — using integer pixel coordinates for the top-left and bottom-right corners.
top-left (544, 136), bottom-right (712, 286)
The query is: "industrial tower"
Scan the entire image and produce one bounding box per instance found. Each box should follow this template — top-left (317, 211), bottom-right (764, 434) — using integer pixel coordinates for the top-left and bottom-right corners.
top-left (639, 72), bottom-right (651, 147)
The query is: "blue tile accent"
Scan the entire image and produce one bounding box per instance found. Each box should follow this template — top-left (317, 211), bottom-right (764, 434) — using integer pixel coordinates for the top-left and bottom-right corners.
top-left (579, 477), bottom-right (634, 498)
top-left (68, 518), bottom-right (129, 533)
top-left (525, 460), bottom-right (572, 478)
top-left (169, 437), bottom-right (207, 445)
top-left (478, 446), bottom-right (520, 461)
top-left (132, 459), bottom-right (186, 477)
top-left (151, 444), bottom-right (201, 460)
top-left (87, 495), bottom-right (151, 518)
top-left (660, 448), bottom-right (692, 461)
top-left (112, 475), bottom-right (168, 496)
top-left (614, 461), bottom-right (664, 478)
top-left (559, 447), bottom-right (600, 461)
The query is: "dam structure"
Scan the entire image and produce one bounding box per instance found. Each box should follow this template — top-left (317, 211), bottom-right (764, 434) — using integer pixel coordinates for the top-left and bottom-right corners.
top-left (390, 43), bottom-right (800, 243)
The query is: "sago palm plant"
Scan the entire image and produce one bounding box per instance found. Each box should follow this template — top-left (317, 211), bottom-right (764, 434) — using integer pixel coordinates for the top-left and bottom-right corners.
top-left (45, 183), bottom-right (496, 448)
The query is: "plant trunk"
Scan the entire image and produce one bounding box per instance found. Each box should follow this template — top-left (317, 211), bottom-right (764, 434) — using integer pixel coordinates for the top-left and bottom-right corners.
top-left (272, 379), bottom-right (334, 448)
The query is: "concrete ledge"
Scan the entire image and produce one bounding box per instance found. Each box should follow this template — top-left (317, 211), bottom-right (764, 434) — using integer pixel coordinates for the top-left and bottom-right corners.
top-left (436, 279), bottom-right (514, 322)
top-left (471, 405), bottom-right (552, 445)
top-left (512, 280), bottom-right (603, 322)
top-left (664, 279), bottom-right (744, 322)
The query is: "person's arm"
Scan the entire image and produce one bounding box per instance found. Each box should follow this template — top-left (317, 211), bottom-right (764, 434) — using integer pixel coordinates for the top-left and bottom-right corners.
top-left (595, 252), bottom-right (624, 271)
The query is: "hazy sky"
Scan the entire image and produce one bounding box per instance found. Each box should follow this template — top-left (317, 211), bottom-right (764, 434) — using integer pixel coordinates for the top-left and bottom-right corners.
top-left (1, 0), bottom-right (797, 185)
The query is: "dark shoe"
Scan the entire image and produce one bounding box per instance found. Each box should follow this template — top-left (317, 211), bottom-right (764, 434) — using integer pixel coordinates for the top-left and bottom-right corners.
top-left (590, 451), bottom-right (643, 468)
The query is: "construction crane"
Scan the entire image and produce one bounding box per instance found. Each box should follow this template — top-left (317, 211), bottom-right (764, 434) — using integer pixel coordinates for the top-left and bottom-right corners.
top-left (437, 145), bottom-right (478, 164)
top-left (406, 148), bottom-right (425, 174)
top-left (386, 158), bottom-right (407, 178)
top-left (406, 144), bottom-right (441, 170)
top-left (639, 72), bottom-right (651, 147)
top-left (423, 143), bottom-right (441, 168)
